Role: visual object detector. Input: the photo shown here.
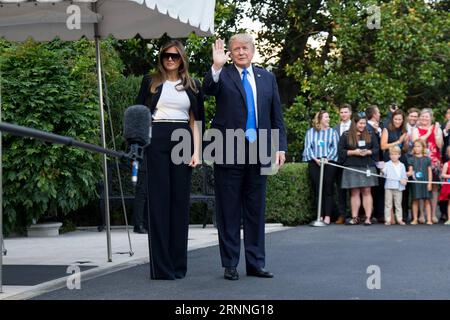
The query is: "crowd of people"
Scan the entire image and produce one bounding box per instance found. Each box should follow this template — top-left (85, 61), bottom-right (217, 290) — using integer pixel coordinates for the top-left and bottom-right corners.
top-left (303, 104), bottom-right (450, 226)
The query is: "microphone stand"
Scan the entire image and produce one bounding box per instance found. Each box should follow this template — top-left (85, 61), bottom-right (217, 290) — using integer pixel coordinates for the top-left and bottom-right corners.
top-left (0, 121), bottom-right (136, 282)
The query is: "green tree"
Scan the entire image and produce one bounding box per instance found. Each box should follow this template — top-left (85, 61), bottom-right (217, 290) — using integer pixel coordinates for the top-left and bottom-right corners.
top-left (249, 0), bottom-right (450, 160)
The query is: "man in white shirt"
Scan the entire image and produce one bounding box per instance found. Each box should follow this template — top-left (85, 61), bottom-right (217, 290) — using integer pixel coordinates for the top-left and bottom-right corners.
top-left (365, 105), bottom-right (385, 222)
top-left (366, 105), bottom-right (383, 138)
top-left (406, 107), bottom-right (420, 153)
top-left (333, 103), bottom-right (352, 224)
top-left (439, 107), bottom-right (450, 222)
top-left (441, 108), bottom-right (450, 159)
top-left (334, 104), bottom-right (352, 137)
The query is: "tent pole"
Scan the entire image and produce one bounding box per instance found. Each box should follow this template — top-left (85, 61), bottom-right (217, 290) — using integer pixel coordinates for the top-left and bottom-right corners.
top-left (94, 35), bottom-right (112, 263)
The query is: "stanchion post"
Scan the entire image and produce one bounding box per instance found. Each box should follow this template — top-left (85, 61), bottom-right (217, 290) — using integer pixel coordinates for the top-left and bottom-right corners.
top-left (310, 157), bottom-right (327, 227)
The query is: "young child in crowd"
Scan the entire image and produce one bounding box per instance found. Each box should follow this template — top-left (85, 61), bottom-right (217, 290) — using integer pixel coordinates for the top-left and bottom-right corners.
top-left (382, 146), bottom-right (408, 225)
top-left (407, 139), bottom-right (433, 225)
top-left (439, 146), bottom-right (450, 225)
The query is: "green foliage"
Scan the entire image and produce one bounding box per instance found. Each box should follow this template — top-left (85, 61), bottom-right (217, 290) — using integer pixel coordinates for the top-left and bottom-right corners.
top-left (105, 74), bottom-right (143, 150)
top-left (266, 163), bottom-right (315, 225)
top-left (0, 39), bottom-right (123, 233)
top-left (189, 163), bottom-right (317, 226)
top-left (276, 0), bottom-right (450, 160)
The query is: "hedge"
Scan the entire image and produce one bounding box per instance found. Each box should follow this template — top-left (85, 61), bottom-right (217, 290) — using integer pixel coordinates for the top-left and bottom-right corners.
top-left (189, 162), bottom-right (316, 226)
top-left (266, 162), bottom-right (315, 225)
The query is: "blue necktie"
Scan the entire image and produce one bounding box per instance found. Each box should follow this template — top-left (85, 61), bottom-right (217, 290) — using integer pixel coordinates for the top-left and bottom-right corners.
top-left (242, 68), bottom-right (257, 143)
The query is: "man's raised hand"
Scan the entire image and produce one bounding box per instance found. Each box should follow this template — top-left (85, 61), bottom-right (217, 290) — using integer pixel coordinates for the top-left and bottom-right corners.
top-left (212, 39), bottom-right (230, 71)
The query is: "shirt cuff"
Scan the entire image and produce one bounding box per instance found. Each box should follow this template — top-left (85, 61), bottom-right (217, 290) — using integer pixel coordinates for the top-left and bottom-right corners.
top-left (211, 66), bottom-right (222, 83)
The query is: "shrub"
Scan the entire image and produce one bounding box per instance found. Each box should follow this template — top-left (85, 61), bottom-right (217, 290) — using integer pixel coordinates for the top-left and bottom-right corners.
top-left (266, 162), bottom-right (315, 225)
top-left (0, 39), bottom-right (123, 233)
top-left (105, 74), bottom-right (144, 151)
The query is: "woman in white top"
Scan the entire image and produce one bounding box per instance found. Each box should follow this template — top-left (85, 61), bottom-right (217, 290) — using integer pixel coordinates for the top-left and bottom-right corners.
top-left (136, 40), bottom-right (205, 280)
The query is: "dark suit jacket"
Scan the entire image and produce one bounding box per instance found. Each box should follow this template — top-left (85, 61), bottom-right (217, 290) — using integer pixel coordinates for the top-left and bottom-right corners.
top-left (136, 75), bottom-right (205, 127)
top-left (333, 123), bottom-right (350, 139)
top-left (443, 130), bottom-right (450, 163)
top-left (203, 64), bottom-right (287, 166)
top-left (366, 122), bottom-right (383, 162)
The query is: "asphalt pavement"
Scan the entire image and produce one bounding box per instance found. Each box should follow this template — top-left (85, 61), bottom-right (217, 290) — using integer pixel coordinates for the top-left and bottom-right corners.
top-left (32, 224), bottom-right (450, 300)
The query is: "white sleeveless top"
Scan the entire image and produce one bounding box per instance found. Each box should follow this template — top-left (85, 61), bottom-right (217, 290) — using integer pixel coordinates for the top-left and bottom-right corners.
top-left (153, 80), bottom-right (190, 121)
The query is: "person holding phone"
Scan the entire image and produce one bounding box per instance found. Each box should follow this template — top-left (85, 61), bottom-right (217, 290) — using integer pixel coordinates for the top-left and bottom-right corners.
top-left (338, 112), bottom-right (379, 225)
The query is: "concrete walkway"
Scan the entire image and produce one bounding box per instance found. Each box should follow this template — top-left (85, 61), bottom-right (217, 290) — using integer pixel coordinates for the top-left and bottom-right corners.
top-left (0, 223), bottom-right (289, 300)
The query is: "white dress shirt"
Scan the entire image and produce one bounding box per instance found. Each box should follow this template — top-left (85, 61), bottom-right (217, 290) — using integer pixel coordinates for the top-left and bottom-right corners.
top-left (368, 120), bottom-right (382, 136)
top-left (339, 120), bottom-right (351, 136)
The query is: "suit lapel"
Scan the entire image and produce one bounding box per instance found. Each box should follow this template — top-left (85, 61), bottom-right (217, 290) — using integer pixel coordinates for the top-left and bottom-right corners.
top-left (227, 66), bottom-right (246, 105)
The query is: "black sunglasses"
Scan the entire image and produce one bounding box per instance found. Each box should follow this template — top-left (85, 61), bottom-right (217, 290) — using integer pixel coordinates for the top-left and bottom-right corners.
top-left (161, 52), bottom-right (181, 61)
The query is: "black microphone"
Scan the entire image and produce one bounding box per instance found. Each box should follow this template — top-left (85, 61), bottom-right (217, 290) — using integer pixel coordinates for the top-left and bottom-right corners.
top-left (123, 105), bottom-right (151, 186)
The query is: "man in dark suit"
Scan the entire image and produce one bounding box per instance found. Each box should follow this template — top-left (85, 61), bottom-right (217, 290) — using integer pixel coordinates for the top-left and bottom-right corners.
top-left (203, 35), bottom-right (287, 280)
top-left (333, 104), bottom-right (352, 224)
top-left (365, 105), bottom-right (385, 222)
top-left (439, 107), bottom-right (450, 221)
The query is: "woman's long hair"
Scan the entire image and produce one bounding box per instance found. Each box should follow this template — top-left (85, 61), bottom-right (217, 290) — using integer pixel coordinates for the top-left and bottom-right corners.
top-left (312, 110), bottom-right (328, 131)
top-left (348, 112), bottom-right (371, 147)
top-left (150, 40), bottom-right (198, 94)
top-left (387, 109), bottom-right (408, 153)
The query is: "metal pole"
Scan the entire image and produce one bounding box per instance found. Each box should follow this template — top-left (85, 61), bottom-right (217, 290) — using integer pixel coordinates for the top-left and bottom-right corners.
top-left (310, 158), bottom-right (327, 227)
top-left (0, 61), bottom-right (3, 292)
top-left (95, 36), bottom-right (112, 262)
top-left (101, 70), bottom-right (133, 257)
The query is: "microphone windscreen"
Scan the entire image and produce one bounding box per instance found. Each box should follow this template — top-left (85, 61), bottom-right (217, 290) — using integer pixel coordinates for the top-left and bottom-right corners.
top-left (123, 105), bottom-right (151, 146)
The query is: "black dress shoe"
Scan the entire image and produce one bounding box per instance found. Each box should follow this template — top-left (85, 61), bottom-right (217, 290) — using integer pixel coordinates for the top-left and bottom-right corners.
top-left (133, 225), bottom-right (148, 234)
top-left (247, 268), bottom-right (274, 278)
top-left (224, 267), bottom-right (239, 280)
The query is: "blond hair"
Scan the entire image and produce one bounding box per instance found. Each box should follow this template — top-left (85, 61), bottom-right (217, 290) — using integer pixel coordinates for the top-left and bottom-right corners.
top-left (312, 110), bottom-right (328, 131)
top-left (389, 145), bottom-right (401, 155)
top-left (412, 139), bottom-right (427, 156)
top-left (228, 33), bottom-right (255, 52)
top-left (420, 108), bottom-right (434, 122)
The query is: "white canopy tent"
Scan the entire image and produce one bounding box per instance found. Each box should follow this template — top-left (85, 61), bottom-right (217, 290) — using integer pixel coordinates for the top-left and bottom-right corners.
top-left (0, 0), bottom-right (215, 293)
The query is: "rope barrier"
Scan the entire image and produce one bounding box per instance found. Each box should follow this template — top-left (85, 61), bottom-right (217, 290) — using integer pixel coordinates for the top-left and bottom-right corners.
top-left (310, 157), bottom-right (449, 227)
top-left (322, 160), bottom-right (450, 185)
